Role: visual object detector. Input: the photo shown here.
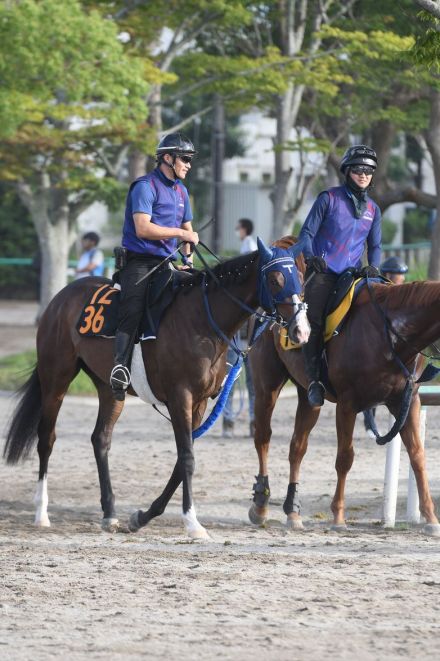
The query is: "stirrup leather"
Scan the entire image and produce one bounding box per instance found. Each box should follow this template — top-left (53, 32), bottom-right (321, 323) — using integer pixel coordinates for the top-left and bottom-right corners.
top-left (110, 364), bottom-right (131, 391)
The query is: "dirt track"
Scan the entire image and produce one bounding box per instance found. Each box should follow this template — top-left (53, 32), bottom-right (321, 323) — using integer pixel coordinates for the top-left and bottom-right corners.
top-left (1, 387), bottom-right (440, 660)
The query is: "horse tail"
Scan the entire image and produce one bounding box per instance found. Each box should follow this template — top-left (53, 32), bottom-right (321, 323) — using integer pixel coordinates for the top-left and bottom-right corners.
top-left (3, 367), bottom-right (42, 464)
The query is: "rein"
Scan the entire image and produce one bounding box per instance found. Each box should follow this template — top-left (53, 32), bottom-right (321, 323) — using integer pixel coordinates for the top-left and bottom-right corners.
top-left (364, 278), bottom-right (421, 446)
top-left (193, 241), bottom-right (304, 359)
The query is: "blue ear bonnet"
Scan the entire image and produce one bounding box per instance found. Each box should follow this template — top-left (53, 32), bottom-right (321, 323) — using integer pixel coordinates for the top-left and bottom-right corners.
top-left (257, 241), bottom-right (302, 312)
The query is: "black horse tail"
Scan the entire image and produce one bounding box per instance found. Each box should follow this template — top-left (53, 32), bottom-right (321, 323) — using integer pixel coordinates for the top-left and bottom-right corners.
top-left (3, 367), bottom-right (42, 464)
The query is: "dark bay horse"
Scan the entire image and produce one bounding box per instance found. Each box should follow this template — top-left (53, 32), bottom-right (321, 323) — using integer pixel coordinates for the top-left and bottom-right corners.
top-left (249, 238), bottom-right (440, 536)
top-left (4, 239), bottom-right (310, 539)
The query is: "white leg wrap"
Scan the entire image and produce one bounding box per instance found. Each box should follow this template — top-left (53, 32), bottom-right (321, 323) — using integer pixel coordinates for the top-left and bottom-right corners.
top-left (34, 476), bottom-right (50, 527)
top-left (182, 505), bottom-right (210, 540)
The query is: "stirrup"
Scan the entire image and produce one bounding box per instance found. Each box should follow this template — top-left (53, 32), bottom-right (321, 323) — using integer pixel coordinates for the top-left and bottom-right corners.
top-left (307, 380), bottom-right (325, 407)
top-left (110, 364), bottom-right (131, 391)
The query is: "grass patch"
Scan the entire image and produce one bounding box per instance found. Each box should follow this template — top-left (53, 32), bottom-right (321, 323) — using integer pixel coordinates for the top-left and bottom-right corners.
top-left (0, 350), bottom-right (97, 396)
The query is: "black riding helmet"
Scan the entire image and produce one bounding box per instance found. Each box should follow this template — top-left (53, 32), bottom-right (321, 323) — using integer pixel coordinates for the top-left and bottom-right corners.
top-left (156, 132), bottom-right (197, 158)
top-left (380, 256), bottom-right (408, 275)
top-left (340, 145), bottom-right (378, 173)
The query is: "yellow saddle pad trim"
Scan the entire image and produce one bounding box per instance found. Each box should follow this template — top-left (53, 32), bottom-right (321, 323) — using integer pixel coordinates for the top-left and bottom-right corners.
top-left (279, 278), bottom-right (363, 351)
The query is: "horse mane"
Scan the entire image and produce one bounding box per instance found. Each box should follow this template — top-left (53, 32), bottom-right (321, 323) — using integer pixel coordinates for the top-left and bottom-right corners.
top-left (369, 280), bottom-right (440, 309)
top-left (179, 250), bottom-right (259, 291)
top-left (272, 235), bottom-right (306, 274)
top-left (179, 234), bottom-right (305, 292)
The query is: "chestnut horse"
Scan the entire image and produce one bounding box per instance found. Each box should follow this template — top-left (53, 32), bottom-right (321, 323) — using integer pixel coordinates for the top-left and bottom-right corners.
top-left (4, 239), bottom-right (309, 539)
top-left (249, 239), bottom-right (440, 536)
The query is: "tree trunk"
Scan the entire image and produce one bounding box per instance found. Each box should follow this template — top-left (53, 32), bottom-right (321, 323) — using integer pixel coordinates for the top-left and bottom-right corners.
top-left (425, 88), bottom-right (440, 280)
top-left (17, 181), bottom-right (71, 317)
top-left (271, 0), bottom-right (323, 239)
top-left (128, 149), bottom-right (147, 181)
top-left (272, 90), bottom-right (294, 240)
top-left (212, 94), bottom-right (225, 253)
top-left (37, 213), bottom-right (70, 316)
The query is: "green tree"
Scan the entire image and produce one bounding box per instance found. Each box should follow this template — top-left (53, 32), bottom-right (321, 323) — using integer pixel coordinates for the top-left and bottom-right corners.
top-left (0, 185), bottom-right (38, 298)
top-left (414, 0), bottom-right (440, 19)
top-left (88, 0), bottom-right (254, 178)
top-left (0, 0), bottom-right (149, 313)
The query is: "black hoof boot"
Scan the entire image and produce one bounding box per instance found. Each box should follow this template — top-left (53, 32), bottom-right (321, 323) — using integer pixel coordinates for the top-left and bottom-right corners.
top-left (307, 381), bottom-right (325, 407)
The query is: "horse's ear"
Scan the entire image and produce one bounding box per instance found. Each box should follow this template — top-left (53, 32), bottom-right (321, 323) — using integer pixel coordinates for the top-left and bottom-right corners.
top-left (287, 239), bottom-right (304, 260)
top-left (257, 236), bottom-right (273, 262)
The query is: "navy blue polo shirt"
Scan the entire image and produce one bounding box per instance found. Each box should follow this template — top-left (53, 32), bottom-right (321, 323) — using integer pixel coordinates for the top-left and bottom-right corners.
top-left (122, 168), bottom-right (193, 258)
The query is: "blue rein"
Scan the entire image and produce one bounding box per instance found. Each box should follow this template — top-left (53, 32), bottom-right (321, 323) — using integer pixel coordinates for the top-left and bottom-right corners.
top-left (191, 245), bottom-right (303, 439)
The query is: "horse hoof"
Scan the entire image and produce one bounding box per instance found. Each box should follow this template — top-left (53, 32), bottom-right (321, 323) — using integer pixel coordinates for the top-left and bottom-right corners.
top-left (286, 515), bottom-right (304, 530)
top-left (248, 503), bottom-right (268, 526)
top-left (102, 518), bottom-right (119, 533)
top-left (330, 523), bottom-right (347, 532)
top-left (187, 526), bottom-right (210, 540)
top-left (423, 523), bottom-right (440, 537)
top-left (34, 517), bottom-right (51, 528)
top-left (128, 511), bottom-right (141, 533)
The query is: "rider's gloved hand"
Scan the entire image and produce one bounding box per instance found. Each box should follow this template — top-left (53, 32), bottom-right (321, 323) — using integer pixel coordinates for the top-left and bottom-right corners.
top-left (360, 265), bottom-right (380, 278)
top-left (305, 256), bottom-right (327, 274)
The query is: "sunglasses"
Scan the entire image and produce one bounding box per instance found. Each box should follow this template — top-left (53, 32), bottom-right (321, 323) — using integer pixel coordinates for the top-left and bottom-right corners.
top-left (177, 155), bottom-right (193, 164)
top-left (351, 166), bottom-right (374, 176)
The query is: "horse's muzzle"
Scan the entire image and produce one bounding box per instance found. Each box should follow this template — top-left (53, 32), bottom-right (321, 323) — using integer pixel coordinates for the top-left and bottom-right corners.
top-left (288, 301), bottom-right (310, 346)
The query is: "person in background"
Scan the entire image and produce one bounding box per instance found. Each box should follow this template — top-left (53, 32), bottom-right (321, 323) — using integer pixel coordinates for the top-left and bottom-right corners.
top-left (380, 255), bottom-right (408, 284)
top-left (223, 218), bottom-right (258, 438)
top-left (75, 232), bottom-right (105, 279)
top-left (363, 255), bottom-right (408, 437)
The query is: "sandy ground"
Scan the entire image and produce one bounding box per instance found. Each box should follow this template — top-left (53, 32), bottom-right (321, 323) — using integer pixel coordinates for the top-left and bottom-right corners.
top-left (1, 302), bottom-right (440, 660)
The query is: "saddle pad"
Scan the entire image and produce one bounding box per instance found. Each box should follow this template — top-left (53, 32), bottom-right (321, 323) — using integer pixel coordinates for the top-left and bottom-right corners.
top-left (77, 284), bottom-right (119, 337)
top-left (76, 277), bottom-right (177, 341)
top-left (279, 277), bottom-right (363, 351)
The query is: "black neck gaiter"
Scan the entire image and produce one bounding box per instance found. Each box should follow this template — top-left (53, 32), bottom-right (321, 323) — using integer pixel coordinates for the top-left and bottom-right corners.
top-left (345, 174), bottom-right (370, 218)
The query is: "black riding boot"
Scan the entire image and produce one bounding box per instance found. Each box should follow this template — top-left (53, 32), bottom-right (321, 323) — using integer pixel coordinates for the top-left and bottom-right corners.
top-left (110, 331), bottom-right (134, 401)
top-left (302, 332), bottom-right (325, 407)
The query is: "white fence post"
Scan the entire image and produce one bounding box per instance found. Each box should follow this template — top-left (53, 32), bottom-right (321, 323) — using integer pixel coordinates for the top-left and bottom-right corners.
top-left (406, 407), bottom-right (427, 524)
top-left (382, 415), bottom-right (402, 528)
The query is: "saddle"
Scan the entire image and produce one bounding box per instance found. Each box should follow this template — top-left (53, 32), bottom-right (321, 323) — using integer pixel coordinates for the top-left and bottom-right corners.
top-left (76, 269), bottom-right (192, 340)
top-left (279, 273), bottom-right (387, 351)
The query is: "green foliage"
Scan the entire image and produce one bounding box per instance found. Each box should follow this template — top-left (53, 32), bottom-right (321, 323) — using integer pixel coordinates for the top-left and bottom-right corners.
top-left (381, 218), bottom-right (398, 244)
top-left (0, 350), bottom-right (96, 395)
top-left (403, 207), bottom-right (432, 243)
top-left (0, 0), bottom-right (150, 190)
top-left (313, 24), bottom-right (428, 133)
top-left (0, 185), bottom-right (39, 298)
top-left (411, 11), bottom-right (440, 72)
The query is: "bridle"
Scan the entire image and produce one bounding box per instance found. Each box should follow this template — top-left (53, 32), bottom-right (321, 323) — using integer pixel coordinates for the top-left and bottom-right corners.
top-left (192, 241), bottom-right (306, 360)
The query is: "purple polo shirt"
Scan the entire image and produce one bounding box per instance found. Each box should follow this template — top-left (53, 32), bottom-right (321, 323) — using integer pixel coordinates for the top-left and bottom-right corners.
top-left (122, 168), bottom-right (193, 258)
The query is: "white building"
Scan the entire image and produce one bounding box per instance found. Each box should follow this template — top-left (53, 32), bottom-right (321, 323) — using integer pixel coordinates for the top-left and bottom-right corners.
top-left (221, 112), bottom-right (324, 250)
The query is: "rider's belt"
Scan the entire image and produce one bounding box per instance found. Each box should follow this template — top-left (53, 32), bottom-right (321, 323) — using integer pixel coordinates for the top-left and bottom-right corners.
top-left (126, 251), bottom-right (164, 266)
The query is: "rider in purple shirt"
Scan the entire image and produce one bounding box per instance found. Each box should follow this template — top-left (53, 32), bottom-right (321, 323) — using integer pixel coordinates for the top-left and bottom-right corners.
top-left (298, 145), bottom-right (382, 407)
top-left (110, 133), bottom-right (199, 400)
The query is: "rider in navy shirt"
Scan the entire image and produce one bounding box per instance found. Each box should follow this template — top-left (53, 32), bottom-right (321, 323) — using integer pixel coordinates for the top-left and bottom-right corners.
top-left (298, 145), bottom-right (382, 408)
top-left (110, 133), bottom-right (199, 400)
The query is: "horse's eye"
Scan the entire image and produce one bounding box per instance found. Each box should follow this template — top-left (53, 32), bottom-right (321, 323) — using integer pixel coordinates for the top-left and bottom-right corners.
top-left (268, 272), bottom-right (285, 291)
